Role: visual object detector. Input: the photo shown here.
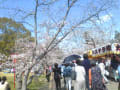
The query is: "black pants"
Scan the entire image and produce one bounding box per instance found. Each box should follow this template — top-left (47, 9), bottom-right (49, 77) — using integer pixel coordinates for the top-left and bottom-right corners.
top-left (46, 75), bottom-right (50, 82)
top-left (86, 74), bottom-right (90, 90)
top-left (118, 82), bottom-right (120, 90)
top-left (54, 78), bottom-right (61, 90)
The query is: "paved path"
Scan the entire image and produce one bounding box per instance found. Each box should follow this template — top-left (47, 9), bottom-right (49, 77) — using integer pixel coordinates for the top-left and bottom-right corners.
top-left (106, 81), bottom-right (119, 90)
top-left (39, 74), bottom-right (119, 90)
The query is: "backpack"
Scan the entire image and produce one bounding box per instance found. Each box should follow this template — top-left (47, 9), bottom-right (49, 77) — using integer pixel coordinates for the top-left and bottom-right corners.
top-left (63, 66), bottom-right (72, 77)
top-left (71, 66), bottom-right (76, 80)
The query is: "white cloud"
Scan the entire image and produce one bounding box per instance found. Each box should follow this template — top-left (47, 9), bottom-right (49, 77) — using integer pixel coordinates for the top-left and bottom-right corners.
top-left (95, 14), bottom-right (112, 24)
top-left (100, 14), bottom-right (112, 22)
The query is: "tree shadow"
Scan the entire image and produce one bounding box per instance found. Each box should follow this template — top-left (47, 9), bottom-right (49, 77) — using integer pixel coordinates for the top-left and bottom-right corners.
top-left (61, 87), bottom-right (74, 90)
top-left (107, 76), bottom-right (118, 82)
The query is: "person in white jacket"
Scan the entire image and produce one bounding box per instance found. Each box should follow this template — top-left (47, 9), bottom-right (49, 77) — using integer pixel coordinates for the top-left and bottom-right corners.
top-left (98, 59), bottom-right (109, 83)
top-left (74, 60), bottom-right (86, 90)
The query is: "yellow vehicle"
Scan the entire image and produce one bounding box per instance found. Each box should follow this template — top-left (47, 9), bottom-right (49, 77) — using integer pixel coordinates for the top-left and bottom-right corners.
top-left (87, 43), bottom-right (120, 59)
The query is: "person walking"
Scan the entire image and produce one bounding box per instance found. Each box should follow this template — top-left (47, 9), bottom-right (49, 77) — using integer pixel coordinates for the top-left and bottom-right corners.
top-left (0, 76), bottom-right (11, 90)
top-left (89, 60), bottom-right (107, 90)
top-left (81, 54), bottom-right (91, 90)
top-left (71, 60), bottom-right (77, 88)
top-left (118, 64), bottom-right (120, 90)
top-left (98, 58), bottom-right (109, 83)
top-left (0, 77), bottom-right (1, 86)
top-left (74, 60), bottom-right (86, 90)
top-left (60, 63), bottom-right (66, 87)
top-left (111, 54), bottom-right (119, 81)
top-left (116, 54), bottom-right (120, 90)
top-left (53, 63), bottom-right (61, 90)
top-left (46, 66), bottom-right (51, 82)
top-left (63, 63), bottom-right (72, 90)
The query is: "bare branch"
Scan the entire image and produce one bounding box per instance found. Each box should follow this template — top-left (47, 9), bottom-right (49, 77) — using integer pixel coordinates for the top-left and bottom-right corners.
top-left (22, 12), bottom-right (34, 19)
top-left (0, 6), bottom-right (27, 14)
top-left (17, 21), bottom-right (34, 28)
top-left (46, 0), bottom-right (77, 50)
top-left (38, 0), bottom-right (59, 6)
top-left (47, 1), bottom-right (111, 52)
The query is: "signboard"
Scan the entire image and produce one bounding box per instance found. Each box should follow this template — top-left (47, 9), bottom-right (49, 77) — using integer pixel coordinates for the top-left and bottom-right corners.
top-left (87, 43), bottom-right (120, 59)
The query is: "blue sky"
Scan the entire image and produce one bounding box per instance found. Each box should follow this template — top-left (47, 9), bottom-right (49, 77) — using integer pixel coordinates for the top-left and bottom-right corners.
top-left (0, 0), bottom-right (120, 31)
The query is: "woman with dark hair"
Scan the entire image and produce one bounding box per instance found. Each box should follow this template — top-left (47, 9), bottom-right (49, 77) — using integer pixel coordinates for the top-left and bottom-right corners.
top-left (53, 63), bottom-right (61, 90)
top-left (89, 60), bottom-right (107, 90)
top-left (0, 76), bottom-right (10, 90)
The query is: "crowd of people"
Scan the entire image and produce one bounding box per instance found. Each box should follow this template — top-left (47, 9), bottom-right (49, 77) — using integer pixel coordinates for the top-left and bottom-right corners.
top-left (0, 76), bottom-right (10, 90)
top-left (46, 54), bottom-right (120, 90)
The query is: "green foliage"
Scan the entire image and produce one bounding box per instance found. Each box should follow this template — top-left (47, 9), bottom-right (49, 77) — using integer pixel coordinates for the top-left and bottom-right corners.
top-left (0, 17), bottom-right (33, 56)
top-left (0, 72), bottom-right (47, 90)
top-left (29, 37), bottom-right (35, 42)
top-left (0, 72), bottom-right (15, 90)
top-left (27, 75), bottom-right (47, 90)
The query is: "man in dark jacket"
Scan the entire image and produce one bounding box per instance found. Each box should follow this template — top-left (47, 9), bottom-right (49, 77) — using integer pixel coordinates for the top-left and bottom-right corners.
top-left (82, 54), bottom-right (91, 90)
top-left (46, 67), bottom-right (51, 82)
top-left (53, 63), bottom-right (61, 90)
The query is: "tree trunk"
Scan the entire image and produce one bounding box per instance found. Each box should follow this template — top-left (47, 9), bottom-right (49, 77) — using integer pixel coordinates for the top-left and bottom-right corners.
top-left (21, 75), bottom-right (27, 90)
top-left (16, 74), bottom-right (22, 90)
top-left (16, 78), bottom-right (22, 90)
top-left (21, 69), bottom-right (31, 90)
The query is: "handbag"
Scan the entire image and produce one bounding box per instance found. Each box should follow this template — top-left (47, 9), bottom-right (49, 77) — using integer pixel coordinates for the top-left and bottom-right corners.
top-left (71, 66), bottom-right (76, 80)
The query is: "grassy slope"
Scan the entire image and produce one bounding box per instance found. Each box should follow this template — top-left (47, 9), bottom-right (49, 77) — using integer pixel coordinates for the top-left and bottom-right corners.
top-left (0, 72), bottom-right (15, 90)
top-left (0, 72), bottom-right (47, 90)
top-left (27, 75), bottom-right (47, 90)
